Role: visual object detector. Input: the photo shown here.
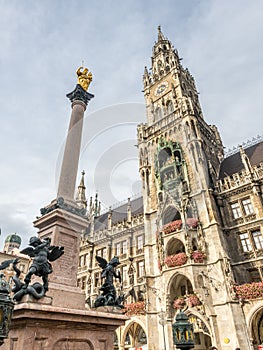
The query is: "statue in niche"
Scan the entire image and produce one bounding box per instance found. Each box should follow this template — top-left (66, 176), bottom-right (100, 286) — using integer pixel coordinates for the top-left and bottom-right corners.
top-left (94, 256), bottom-right (124, 308)
top-left (76, 67), bottom-right (93, 91)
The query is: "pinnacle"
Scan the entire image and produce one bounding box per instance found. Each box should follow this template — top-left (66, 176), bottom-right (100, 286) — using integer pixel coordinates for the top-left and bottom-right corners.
top-left (157, 25), bottom-right (165, 41)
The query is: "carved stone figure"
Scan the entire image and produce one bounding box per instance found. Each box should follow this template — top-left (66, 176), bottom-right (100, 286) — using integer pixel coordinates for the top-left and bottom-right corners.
top-left (76, 67), bottom-right (93, 91)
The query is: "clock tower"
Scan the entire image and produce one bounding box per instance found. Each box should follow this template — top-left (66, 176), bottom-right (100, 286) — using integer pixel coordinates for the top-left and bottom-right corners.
top-left (137, 27), bottom-right (248, 350)
top-left (139, 25), bottom-right (224, 218)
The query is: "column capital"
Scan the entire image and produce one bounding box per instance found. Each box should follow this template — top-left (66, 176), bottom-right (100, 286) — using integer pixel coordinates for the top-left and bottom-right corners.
top-left (66, 84), bottom-right (94, 106)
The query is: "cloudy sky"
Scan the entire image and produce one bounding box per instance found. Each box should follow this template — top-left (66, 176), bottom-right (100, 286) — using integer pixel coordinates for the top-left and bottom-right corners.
top-left (0, 0), bottom-right (262, 246)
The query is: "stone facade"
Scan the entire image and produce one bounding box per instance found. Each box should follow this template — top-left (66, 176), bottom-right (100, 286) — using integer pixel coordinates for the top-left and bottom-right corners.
top-left (78, 28), bottom-right (263, 350)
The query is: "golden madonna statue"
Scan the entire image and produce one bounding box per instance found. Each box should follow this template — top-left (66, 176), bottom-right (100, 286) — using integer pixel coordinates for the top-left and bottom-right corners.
top-left (76, 67), bottom-right (93, 91)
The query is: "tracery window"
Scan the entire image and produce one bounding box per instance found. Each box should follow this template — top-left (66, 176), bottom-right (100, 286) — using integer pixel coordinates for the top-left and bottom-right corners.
top-left (239, 229), bottom-right (263, 252)
top-left (231, 202), bottom-right (242, 219)
top-left (252, 230), bottom-right (263, 250)
top-left (115, 240), bottom-right (128, 257)
top-left (137, 260), bottom-right (145, 278)
top-left (167, 100), bottom-right (174, 114)
top-left (230, 197), bottom-right (254, 219)
top-left (155, 107), bottom-right (163, 121)
top-left (242, 198), bottom-right (254, 215)
top-left (136, 235), bottom-right (144, 251)
top-left (239, 232), bottom-right (252, 252)
top-left (96, 247), bottom-right (107, 259)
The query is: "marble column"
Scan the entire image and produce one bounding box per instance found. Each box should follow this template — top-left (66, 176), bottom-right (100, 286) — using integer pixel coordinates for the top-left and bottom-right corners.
top-left (57, 84), bottom-right (94, 201)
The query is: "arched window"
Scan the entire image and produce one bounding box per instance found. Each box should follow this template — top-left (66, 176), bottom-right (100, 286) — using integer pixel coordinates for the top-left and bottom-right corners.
top-left (166, 238), bottom-right (185, 256)
top-left (170, 274), bottom-right (194, 298)
top-left (155, 107), bottom-right (163, 121)
top-left (167, 100), bottom-right (174, 114)
top-left (122, 323), bottom-right (147, 349)
top-left (191, 120), bottom-right (198, 138)
top-left (163, 206), bottom-right (181, 225)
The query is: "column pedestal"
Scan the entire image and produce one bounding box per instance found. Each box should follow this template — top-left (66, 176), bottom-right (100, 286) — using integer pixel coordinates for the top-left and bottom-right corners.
top-left (2, 299), bottom-right (127, 350)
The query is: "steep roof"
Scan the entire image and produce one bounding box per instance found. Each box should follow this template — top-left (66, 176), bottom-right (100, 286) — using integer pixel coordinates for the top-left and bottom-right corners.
top-left (218, 140), bottom-right (263, 179)
top-left (88, 196), bottom-right (144, 233)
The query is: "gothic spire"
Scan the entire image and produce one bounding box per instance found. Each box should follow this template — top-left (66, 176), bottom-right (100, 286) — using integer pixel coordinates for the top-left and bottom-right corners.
top-left (76, 170), bottom-right (87, 209)
top-left (157, 25), bottom-right (165, 42)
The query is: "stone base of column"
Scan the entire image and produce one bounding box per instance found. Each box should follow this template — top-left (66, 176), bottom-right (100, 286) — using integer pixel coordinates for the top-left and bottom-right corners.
top-left (2, 300), bottom-right (127, 350)
top-left (33, 201), bottom-right (89, 309)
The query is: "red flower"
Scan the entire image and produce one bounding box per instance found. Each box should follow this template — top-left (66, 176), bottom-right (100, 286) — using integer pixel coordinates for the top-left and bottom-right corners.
top-left (162, 220), bottom-right (182, 234)
top-left (124, 302), bottom-right (145, 316)
top-left (191, 250), bottom-right (206, 263)
top-left (186, 294), bottom-right (201, 307)
top-left (164, 253), bottom-right (188, 267)
top-left (173, 297), bottom-right (186, 309)
top-left (186, 218), bottom-right (199, 228)
top-left (234, 282), bottom-right (263, 300)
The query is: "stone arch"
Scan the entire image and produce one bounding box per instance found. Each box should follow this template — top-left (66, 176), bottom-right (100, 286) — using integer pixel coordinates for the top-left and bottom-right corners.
top-left (166, 237), bottom-right (185, 256)
top-left (121, 320), bottom-right (147, 349)
top-left (114, 332), bottom-right (120, 349)
top-left (247, 303), bottom-right (263, 345)
top-left (168, 273), bottom-right (194, 300)
top-left (185, 310), bottom-right (213, 349)
top-left (162, 205), bottom-right (181, 225)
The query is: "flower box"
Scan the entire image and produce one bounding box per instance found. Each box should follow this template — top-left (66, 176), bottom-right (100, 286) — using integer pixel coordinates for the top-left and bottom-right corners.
top-left (186, 294), bottom-right (201, 307)
top-left (173, 297), bottom-right (186, 309)
top-left (125, 301), bottom-right (146, 316)
top-left (162, 220), bottom-right (182, 234)
top-left (173, 294), bottom-right (201, 309)
top-left (234, 282), bottom-right (263, 300)
top-left (186, 218), bottom-right (199, 228)
top-left (191, 250), bottom-right (206, 263)
top-left (164, 252), bottom-right (188, 267)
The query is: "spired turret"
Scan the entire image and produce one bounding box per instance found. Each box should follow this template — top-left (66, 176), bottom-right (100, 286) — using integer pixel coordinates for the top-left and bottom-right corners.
top-left (143, 26), bottom-right (203, 126)
top-left (75, 170), bottom-right (87, 211)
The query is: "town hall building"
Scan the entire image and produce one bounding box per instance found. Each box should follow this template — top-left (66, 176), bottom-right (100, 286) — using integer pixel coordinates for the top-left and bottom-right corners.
top-left (77, 27), bottom-right (263, 350)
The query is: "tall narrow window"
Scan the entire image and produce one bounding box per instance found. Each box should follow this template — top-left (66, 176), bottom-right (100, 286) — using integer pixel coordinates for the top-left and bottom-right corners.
top-left (155, 107), bottom-right (162, 121)
top-left (252, 231), bottom-right (263, 250)
top-left (96, 247), bottom-right (107, 259)
top-left (116, 243), bottom-right (121, 256)
top-left (122, 265), bottom-right (128, 284)
top-left (137, 235), bottom-right (144, 251)
top-left (122, 241), bottom-right (128, 254)
top-left (231, 202), bottom-right (242, 219)
top-left (94, 272), bottom-right (100, 287)
top-left (242, 198), bottom-right (254, 215)
top-left (167, 100), bottom-right (174, 114)
top-left (137, 261), bottom-right (145, 278)
top-left (239, 233), bottom-right (252, 252)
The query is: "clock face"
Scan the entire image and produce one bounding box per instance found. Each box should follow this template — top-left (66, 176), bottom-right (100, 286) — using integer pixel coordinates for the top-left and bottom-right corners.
top-left (155, 81), bottom-right (168, 96)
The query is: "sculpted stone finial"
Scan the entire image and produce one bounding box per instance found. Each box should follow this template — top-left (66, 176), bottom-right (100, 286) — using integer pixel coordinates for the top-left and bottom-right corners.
top-left (76, 67), bottom-right (93, 91)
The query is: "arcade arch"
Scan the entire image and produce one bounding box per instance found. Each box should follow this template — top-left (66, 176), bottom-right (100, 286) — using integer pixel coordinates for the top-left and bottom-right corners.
top-left (121, 321), bottom-right (147, 350)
